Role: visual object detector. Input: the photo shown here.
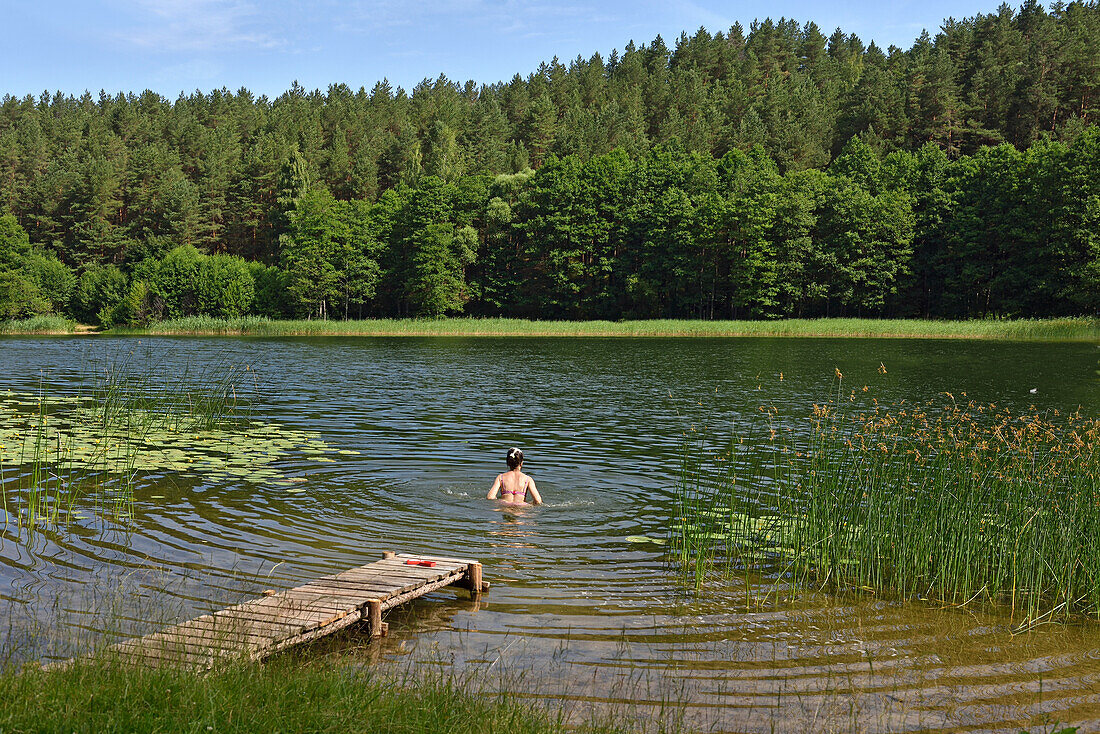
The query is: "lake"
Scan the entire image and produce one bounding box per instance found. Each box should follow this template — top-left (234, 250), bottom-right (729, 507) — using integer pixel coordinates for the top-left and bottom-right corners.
top-left (1, 335), bottom-right (1098, 731)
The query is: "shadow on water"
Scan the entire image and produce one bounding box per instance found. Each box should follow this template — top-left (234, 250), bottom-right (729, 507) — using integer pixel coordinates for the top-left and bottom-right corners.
top-left (0, 335), bottom-right (1098, 731)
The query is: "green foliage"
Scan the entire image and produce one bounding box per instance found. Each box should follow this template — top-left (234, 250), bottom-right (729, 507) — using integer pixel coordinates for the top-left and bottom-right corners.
top-left (248, 262), bottom-right (291, 318)
top-left (0, 660), bottom-right (591, 734)
top-left (150, 245), bottom-right (204, 318)
top-left (0, 214), bottom-right (31, 272)
top-left (110, 316), bottom-right (1100, 341)
top-left (113, 278), bottom-right (154, 327)
top-left (74, 265), bottom-right (128, 326)
top-left (197, 254), bottom-right (255, 318)
top-left (1, 7), bottom-right (1099, 323)
top-left (408, 223), bottom-right (466, 316)
top-left (280, 187), bottom-right (341, 318)
top-left (23, 252), bottom-right (75, 313)
top-left (673, 397), bottom-right (1100, 626)
top-left (0, 315), bottom-right (76, 334)
top-left (0, 271), bottom-right (49, 319)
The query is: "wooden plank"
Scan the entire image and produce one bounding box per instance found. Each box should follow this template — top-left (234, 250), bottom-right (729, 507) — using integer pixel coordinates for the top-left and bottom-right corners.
top-left (373, 560), bottom-right (469, 576)
top-left (101, 552), bottom-right (483, 671)
top-left (263, 599), bottom-right (367, 616)
top-left (395, 553), bottom-right (476, 566)
top-left (374, 558), bottom-right (469, 573)
top-left (214, 598), bottom-right (347, 620)
top-left (137, 627), bottom-right (257, 654)
top-left (187, 610), bottom-right (310, 632)
top-left (212, 607), bottom-right (331, 632)
top-left (326, 568), bottom-right (455, 586)
top-left (222, 594), bottom-right (349, 615)
top-left (381, 573), bottom-right (472, 611)
top-left (274, 588), bottom-right (383, 607)
top-left (298, 576), bottom-right (426, 594)
top-left (334, 560), bottom-right (466, 576)
top-left (210, 607), bottom-right (323, 633)
top-left (301, 581), bottom-right (419, 598)
top-left (258, 607), bottom-right (364, 659)
top-left (326, 569), bottom-right (442, 587)
top-left (113, 639), bottom-right (225, 668)
top-left (178, 618), bottom-right (291, 642)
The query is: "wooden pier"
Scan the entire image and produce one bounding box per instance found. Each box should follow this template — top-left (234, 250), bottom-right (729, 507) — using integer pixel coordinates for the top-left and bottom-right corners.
top-left (109, 552), bottom-right (486, 670)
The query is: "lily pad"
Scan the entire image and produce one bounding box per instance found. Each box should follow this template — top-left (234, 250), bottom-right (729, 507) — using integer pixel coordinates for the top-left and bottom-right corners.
top-left (625, 535), bottom-right (668, 545)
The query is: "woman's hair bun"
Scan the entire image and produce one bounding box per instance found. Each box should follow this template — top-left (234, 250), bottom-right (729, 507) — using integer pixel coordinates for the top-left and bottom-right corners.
top-left (506, 447), bottom-right (524, 469)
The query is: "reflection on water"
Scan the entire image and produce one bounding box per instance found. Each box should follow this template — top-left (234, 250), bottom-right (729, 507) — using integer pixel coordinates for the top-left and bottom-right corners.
top-left (0, 335), bottom-right (1098, 731)
top-left (489, 505), bottom-right (540, 552)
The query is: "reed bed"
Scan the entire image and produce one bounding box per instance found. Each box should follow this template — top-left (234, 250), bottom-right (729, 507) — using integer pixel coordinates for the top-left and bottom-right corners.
top-left (108, 316), bottom-right (1100, 341)
top-left (0, 315), bottom-right (77, 334)
top-left (672, 391), bottom-right (1100, 627)
top-left (0, 355), bottom-right (255, 532)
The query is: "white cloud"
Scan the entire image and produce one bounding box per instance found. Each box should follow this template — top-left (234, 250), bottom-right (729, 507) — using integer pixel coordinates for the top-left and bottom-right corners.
top-left (116, 0), bottom-right (282, 51)
top-left (338, 0), bottom-right (604, 35)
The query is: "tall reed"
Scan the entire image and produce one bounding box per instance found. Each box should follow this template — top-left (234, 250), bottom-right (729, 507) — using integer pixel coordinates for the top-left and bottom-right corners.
top-left (0, 356), bottom-right (256, 533)
top-left (108, 316), bottom-right (1100, 341)
top-left (0, 315), bottom-right (76, 334)
top-left (671, 390), bottom-right (1100, 627)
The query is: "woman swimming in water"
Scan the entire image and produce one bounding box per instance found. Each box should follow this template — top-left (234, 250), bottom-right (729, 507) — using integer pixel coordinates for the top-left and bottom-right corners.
top-left (487, 447), bottom-right (543, 505)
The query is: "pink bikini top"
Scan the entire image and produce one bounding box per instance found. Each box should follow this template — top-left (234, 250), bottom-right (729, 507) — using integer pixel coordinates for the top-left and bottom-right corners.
top-left (501, 478), bottom-right (528, 496)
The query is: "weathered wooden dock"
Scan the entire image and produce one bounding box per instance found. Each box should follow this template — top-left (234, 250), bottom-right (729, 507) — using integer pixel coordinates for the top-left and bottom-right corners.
top-left (109, 552), bottom-right (486, 669)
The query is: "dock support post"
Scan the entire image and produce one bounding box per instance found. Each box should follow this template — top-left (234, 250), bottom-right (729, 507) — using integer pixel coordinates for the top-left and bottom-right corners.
top-left (366, 599), bottom-right (383, 638)
top-left (382, 551), bottom-right (395, 559)
top-left (461, 562), bottom-right (487, 596)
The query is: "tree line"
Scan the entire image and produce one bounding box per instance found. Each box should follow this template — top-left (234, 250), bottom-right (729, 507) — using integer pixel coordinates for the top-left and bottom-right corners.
top-left (2, 132), bottom-right (1097, 323)
top-left (0, 1), bottom-right (1098, 322)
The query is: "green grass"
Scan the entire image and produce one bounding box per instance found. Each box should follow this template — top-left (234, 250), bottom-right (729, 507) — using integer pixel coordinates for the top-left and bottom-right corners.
top-left (0, 658), bottom-right (607, 734)
top-left (107, 316), bottom-right (1100, 341)
top-left (672, 390), bottom-right (1100, 628)
top-left (0, 315), bottom-right (78, 334)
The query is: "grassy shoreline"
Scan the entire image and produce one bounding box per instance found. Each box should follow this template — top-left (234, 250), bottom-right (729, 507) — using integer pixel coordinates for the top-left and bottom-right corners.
top-left (99, 316), bottom-right (1100, 340)
top-left (0, 658), bottom-right (605, 734)
top-left (0, 315), bottom-right (79, 335)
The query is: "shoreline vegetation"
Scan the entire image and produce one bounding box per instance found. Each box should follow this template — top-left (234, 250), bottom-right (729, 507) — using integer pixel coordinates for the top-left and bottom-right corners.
top-left (673, 394), bottom-right (1100, 628)
top-left (3, 5), bottom-right (1100, 331)
top-left (2, 315), bottom-right (1097, 341)
top-left (0, 315), bottom-right (78, 334)
top-left (0, 659), bottom-right (603, 734)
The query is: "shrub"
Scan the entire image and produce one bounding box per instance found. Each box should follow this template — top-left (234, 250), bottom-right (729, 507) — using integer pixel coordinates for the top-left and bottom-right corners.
top-left (196, 254), bottom-right (255, 317)
top-left (249, 262), bottom-right (292, 318)
top-left (112, 279), bottom-right (156, 326)
top-left (74, 265), bottom-right (128, 325)
top-left (150, 245), bottom-right (203, 318)
top-left (0, 214), bottom-right (30, 272)
top-left (0, 271), bottom-right (50, 319)
top-left (23, 253), bottom-right (76, 315)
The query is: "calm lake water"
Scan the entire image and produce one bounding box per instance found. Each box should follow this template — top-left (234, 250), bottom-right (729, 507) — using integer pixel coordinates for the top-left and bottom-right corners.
top-left (1, 335), bottom-right (1099, 732)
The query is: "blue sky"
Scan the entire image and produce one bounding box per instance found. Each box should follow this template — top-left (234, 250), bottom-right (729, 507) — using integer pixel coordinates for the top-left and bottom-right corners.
top-left (5, 0), bottom-right (1010, 99)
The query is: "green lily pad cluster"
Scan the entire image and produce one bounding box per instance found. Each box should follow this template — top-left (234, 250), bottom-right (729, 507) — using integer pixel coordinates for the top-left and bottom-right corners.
top-left (674, 510), bottom-right (826, 565)
top-left (0, 392), bottom-right (341, 486)
top-left (675, 509), bottom-right (889, 570)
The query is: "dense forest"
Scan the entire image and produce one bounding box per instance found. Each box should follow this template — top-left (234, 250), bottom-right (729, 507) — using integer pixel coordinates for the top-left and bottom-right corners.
top-left (0, 0), bottom-right (1098, 323)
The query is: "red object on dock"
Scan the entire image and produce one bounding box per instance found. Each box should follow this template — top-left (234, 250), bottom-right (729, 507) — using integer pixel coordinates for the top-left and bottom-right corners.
top-left (405, 559), bottom-right (436, 567)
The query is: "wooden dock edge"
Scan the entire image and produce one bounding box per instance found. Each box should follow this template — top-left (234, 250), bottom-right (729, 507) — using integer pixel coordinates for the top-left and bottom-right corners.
top-left (47, 551), bottom-right (489, 670)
